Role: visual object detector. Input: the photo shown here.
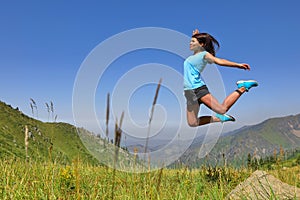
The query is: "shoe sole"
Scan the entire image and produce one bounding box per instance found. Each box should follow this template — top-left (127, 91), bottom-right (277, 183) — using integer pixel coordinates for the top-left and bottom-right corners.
top-left (236, 80), bottom-right (258, 85)
top-left (225, 114), bottom-right (236, 122)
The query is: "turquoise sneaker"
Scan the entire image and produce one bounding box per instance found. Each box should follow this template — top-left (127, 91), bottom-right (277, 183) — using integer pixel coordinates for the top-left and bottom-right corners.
top-left (215, 113), bottom-right (235, 122)
top-left (236, 80), bottom-right (258, 92)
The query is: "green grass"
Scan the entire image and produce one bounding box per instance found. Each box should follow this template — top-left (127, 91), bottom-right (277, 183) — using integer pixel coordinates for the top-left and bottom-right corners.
top-left (1, 157), bottom-right (300, 199)
top-left (0, 157), bottom-right (252, 200)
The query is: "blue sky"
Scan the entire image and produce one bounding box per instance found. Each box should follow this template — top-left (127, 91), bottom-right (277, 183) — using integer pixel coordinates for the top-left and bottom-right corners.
top-left (1, 0), bottom-right (300, 139)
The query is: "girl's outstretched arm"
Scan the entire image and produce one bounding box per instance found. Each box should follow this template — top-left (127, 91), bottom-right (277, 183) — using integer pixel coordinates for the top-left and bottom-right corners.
top-left (204, 52), bottom-right (250, 71)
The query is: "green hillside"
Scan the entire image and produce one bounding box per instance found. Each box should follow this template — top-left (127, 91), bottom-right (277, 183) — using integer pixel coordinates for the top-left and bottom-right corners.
top-left (0, 101), bottom-right (98, 164)
top-left (180, 114), bottom-right (300, 167)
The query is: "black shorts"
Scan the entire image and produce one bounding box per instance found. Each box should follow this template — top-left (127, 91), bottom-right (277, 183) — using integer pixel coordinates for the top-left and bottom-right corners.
top-left (184, 85), bottom-right (210, 106)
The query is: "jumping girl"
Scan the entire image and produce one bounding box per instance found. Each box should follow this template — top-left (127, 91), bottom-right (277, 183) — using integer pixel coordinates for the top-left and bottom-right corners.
top-left (184, 29), bottom-right (258, 127)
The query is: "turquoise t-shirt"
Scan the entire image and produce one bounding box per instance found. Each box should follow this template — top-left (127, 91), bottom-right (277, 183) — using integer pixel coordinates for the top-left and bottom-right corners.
top-left (183, 51), bottom-right (208, 90)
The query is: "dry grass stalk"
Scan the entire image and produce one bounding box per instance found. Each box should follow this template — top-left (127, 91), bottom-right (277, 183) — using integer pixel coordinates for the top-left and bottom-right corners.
top-left (149, 78), bottom-right (162, 124)
top-left (156, 168), bottom-right (164, 197)
top-left (144, 78), bottom-right (162, 155)
top-left (50, 101), bottom-right (54, 121)
top-left (30, 103), bottom-right (34, 117)
top-left (104, 93), bottom-right (110, 147)
top-left (49, 144), bottom-right (53, 162)
top-left (45, 103), bottom-right (50, 121)
top-left (25, 125), bottom-right (29, 161)
top-left (111, 111), bottom-right (124, 200)
top-left (30, 98), bottom-right (38, 118)
top-left (114, 111), bottom-right (124, 162)
top-left (133, 147), bottom-right (138, 170)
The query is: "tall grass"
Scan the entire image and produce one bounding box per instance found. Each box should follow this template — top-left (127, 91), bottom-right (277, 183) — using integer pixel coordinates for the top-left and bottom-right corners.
top-left (45, 102), bottom-right (50, 122)
top-left (105, 93), bottom-right (110, 145)
top-left (4, 157), bottom-right (299, 199)
top-left (144, 78), bottom-right (162, 164)
top-left (45, 101), bottom-right (57, 122)
top-left (30, 98), bottom-right (38, 119)
top-left (0, 157), bottom-right (257, 200)
top-left (50, 101), bottom-right (54, 122)
top-left (111, 111), bottom-right (124, 200)
top-left (24, 125), bottom-right (29, 161)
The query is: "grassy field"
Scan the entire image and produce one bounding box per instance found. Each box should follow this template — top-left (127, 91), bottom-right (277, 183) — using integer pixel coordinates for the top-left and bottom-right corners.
top-left (1, 98), bottom-right (300, 199)
top-left (1, 156), bottom-right (300, 200)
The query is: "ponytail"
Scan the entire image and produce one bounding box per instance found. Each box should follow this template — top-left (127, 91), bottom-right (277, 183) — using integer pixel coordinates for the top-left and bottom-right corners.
top-left (192, 33), bottom-right (220, 56)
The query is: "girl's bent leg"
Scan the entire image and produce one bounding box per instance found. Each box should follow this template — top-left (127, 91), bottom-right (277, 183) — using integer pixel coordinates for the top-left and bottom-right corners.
top-left (200, 88), bottom-right (246, 114)
top-left (222, 88), bottom-right (246, 111)
top-left (186, 104), bottom-right (221, 127)
top-left (198, 116), bottom-right (221, 125)
top-left (186, 104), bottom-right (200, 127)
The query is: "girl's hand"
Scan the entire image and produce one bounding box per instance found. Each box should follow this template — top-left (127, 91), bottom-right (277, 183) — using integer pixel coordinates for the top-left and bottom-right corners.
top-left (192, 29), bottom-right (200, 35)
top-left (238, 63), bottom-right (251, 71)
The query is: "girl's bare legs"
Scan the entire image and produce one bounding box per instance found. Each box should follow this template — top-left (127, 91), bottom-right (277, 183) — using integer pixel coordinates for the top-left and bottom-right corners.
top-left (186, 104), bottom-right (216, 127)
top-left (186, 88), bottom-right (246, 127)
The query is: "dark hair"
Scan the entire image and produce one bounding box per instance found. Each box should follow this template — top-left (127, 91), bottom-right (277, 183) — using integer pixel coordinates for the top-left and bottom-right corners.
top-left (192, 33), bottom-right (220, 56)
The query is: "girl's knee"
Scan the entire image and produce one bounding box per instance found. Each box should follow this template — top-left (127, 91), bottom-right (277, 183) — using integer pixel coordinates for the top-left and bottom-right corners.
top-left (187, 120), bottom-right (198, 127)
top-left (219, 109), bottom-right (227, 115)
top-left (214, 107), bottom-right (227, 115)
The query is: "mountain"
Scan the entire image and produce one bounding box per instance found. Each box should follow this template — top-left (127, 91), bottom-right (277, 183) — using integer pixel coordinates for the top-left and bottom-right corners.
top-left (0, 101), bottom-right (101, 164)
top-left (0, 101), bottom-right (145, 170)
top-left (5, 98), bottom-right (299, 169)
top-left (179, 114), bottom-right (300, 167)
